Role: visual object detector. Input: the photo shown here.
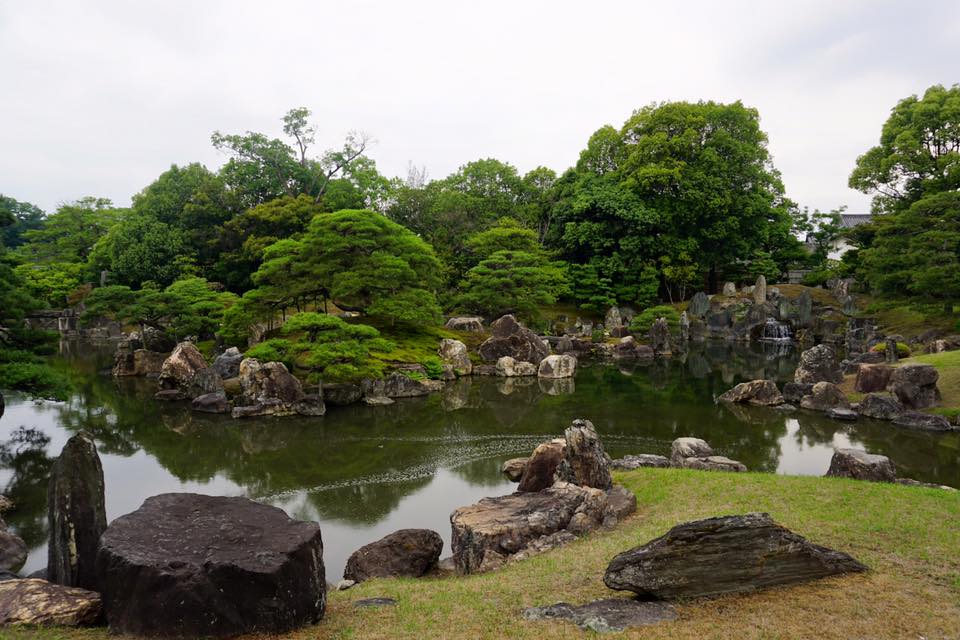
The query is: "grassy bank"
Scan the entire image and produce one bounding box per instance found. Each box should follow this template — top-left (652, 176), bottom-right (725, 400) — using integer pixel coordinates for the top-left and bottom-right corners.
top-left (839, 349), bottom-right (960, 419)
top-left (13, 469), bottom-right (960, 639)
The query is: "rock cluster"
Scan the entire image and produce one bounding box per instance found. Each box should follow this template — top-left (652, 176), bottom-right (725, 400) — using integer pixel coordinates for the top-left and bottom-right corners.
top-left (478, 315), bottom-right (549, 365)
top-left (157, 342), bottom-right (224, 400)
top-left (231, 358), bottom-right (324, 418)
top-left (611, 437), bottom-right (747, 474)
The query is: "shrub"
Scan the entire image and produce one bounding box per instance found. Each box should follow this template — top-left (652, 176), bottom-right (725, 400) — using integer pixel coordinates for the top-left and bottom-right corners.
top-left (420, 356), bottom-right (444, 380)
top-left (0, 362), bottom-right (71, 400)
top-left (870, 342), bottom-right (911, 358)
top-left (629, 305), bottom-right (681, 334)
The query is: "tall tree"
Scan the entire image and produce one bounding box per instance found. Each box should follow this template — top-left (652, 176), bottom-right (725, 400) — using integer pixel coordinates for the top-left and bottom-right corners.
top-left (17, 197), bottom-right (120, 264)
top-left (0, 196), bottom-right (45, 249)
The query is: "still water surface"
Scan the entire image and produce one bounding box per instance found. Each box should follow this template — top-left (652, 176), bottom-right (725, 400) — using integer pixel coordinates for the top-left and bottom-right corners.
top-left (1, 341), bottom-right (956, 580)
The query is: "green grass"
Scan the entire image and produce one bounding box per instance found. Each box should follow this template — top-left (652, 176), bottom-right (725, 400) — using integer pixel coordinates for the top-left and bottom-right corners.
top-left (11, 470), bottom-right (959, 639)
top-left (901, 350), bottom-right (960, 416)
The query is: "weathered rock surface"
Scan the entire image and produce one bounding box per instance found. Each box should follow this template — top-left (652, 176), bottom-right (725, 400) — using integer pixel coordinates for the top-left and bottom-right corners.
top-left (502, 457), bottom-right (528, 482)
top-left (680, 456), bottom-right (747, 472)
top-left (604, 512), bottom-right (867, 599)
top-left (445, 316), bottom-right (484, 332)
top-left (782, 382), bottom-right (814, 405)
top-left (381, 371), bottom-right (442, 398)
top-left (610, 454), bottom-right (670, 470)
top-left (212, 347), bottom-right (243, 380)
top-left (857, 392), bottom-right (904, 420)
top-left (606, 336), bottom-right (653, 360)
top-left (232, 358), bottom-right (324, 418)
top-left (854, 363), bottom-right (893, 393)
top-left (478, 315), bottom-right (549, 364)
top-left (537, 354), bottom-right (577, 379)
top-left (688, 291), bottom-right (710, 317)
top-left (451, 482), bottom-right (615, 574)
top-left (794, 344), bottom-right (843, 384)
top-left (322, 382), bottom-right (363, 406)
top-left (522, 599), bottom-right (676, 632)
top-left (827, 407), bottom-right (858, 421)
top-left (343, 529), bottom-right (442, 583)
top-left (47, 433), bottom-right (106, 590)
top-left (825, 449), bottom-right (896, 482)
top-left (800, 381), bottom-right (850, 412)
top-left (892, 411), bottom-right (955, 431)
top-left (0, 531), bottom-right (27, 573)
top-left (158, 342), bottom-right (222, 399)
top-left (649, 317), bottom-right (671, 354)
top-left (518, 439), bottom-right (566, 492)
top-left (0, 578), bottom-right (102, 626)
top-left (888, 364), bottom-right (941, 410)
top-left (670, 437), bottom-right (713, 465)
top-left (95, 493), bottom-right (326, 637)
top-left (554, 419), bottom-right (613, 490)
top-left (718, 379), bottom-right (783, 406)
top-left (438, 339), bottom-right (472, 376)
top-left (191, 392), bottom-right (229, 414)
top-left (495, 356), bottom-right (537, 377)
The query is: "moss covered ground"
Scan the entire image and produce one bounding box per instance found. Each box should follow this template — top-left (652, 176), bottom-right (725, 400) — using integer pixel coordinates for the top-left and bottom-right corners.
top-left (14, 469), bottom-right (960, 639)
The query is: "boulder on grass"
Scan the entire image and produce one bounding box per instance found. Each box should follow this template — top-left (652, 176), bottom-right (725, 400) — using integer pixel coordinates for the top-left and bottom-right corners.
top-left (793, 344), bottom-right (843, 384)
top-left (670, 437), bottom-right (713, 465)
top-left (854, 364), bottom-right (893, 393)
top-left (95, 493), bottom-right (326, 638)
top-left (888, 364), bottom-right (941, 410)
top-left (343, 529), bottom-right (443, 583)
top-left (518, 439), bottom-right (566, 492)
top-left (47, 432), bottom-right (107, 591)
top-left (610, 454), bottom-right (670, 470)
top-left (857, 393), bottom-right (904, 420)
top-left (718, 380), bottom-right (783, 406)
top-left (0, 578), bottom-right (101, 626)
top-left (604, 512), bottom-right (867, 599)
top-left (553, 419), bottom-right (613, 490)
top-left (522, 599), bottom-right (676, 633)
top-left (800, 382), bottom-right (850, 412)
top-left (680, 456), bottom-right (747, 472)
top-left (825, 448), bottom-right (896, 482)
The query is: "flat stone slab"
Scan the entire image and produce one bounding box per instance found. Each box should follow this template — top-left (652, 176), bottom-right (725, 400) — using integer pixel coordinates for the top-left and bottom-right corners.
top-left (353, 597), bottom-right (398, 608)
top-left (0, 578), bottom-right (102, 626)
top-left (604, 512), bottom-right (867, 599)
top-left (96, 493), bottom-right (326, 638)
top-left (522, 598), bottom-right (676, 633)
top-left (610, 454), bottom-right (671, 470)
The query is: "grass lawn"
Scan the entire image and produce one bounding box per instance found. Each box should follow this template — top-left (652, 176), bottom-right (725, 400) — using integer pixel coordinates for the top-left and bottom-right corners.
top-left (840, 350), bottom-right (960, 420)
top-left (11, 469), bottom-right (960, 639)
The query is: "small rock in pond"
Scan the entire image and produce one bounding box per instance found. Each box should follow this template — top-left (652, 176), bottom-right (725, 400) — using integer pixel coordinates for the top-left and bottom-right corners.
top-left (827, 407), bottom-right (858, 421)
top-left (522, 599), bottom-right (676, 632)
top-left (892, 411), bottom-right (955, 432)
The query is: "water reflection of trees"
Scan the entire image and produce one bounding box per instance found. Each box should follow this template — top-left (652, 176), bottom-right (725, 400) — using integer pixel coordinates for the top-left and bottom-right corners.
top-left (0, 427), bottom-right (54, 548)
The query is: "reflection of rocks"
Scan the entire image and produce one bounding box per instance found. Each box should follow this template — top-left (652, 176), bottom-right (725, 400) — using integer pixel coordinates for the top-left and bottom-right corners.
top-left (96, 493), bottom-right (326, 637)
top-left (343, 529), bottom-right (442, 582)
top-left (604, 513), bottom-right (866, 599)
top-left (0, 578), bottom-right (102, 626)
top-left (825, 449), bottom-right (896, 482)
top-left (538, 377), bottom-right (575, 396)
top-left (496, 376), bottom-right (536, 396)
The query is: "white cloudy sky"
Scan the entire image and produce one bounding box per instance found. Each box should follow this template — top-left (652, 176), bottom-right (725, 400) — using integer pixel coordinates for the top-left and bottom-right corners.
top-left (2, 0), bottom-right (958, 214)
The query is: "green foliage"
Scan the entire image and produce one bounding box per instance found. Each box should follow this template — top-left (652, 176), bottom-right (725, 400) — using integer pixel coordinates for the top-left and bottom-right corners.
top-left (17, 197), bottom-right (120, 264)
top-left (0, 195), bottom-right (45, 249)
top-left (244, 338), bottom-right (296, 370)
top-left (94, 215), bottom-right (185, 287)
top-left (12, 261), bottom-right (86, 307)
top-left (456, 248), bottom-right (569, 320)
top-left (565, 263), bottom-right (616, 314)
top-left (420, 355), bottom-right (444, 380)
top-left (870, 341), bottom-right (911, 358)
top-left (298, 209), bottom-right (443, 327)
top-left (629, 305), bottom-right (681, 334)
top-left (0, 362), bottom-right (71, 400)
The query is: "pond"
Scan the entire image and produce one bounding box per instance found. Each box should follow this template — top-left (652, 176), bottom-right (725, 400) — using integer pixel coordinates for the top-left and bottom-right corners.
top-left (1, 341), bottom-right (957, 581)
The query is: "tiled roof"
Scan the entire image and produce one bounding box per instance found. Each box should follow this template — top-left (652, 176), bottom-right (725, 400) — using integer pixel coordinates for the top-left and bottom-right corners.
top-left (840, 214), bottom-right (871, 228)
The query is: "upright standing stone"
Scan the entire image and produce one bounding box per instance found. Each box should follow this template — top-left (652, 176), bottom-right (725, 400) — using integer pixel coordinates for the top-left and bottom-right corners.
top-left (679, 311), bottom-right (690, 342)
top-left (687, 292), bottom-right (710, 318)
top-left (554, 419), bottom-right (613, 490)
top-left (48, 432), bottom-right (107, 591)
top-left (649, 318), bottom-right (671, 355)
top-left (797, 290), bottom-right (813, 328)
top-left (753, 275), bottom-right (767, 305)
top-left (885, 338), bottom-right (899, 364)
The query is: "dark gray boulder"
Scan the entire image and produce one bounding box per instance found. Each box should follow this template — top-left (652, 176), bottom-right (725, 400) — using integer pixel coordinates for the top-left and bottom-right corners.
top-left (191, 392), bottom-right (229, 414)
top-left (47, 432), bottom-right (107, 590)
top-left (825, 448), bottom-right (896, 482)
top-left (0, 530), bottom-right (27, 573)
top-left (827, 407), bottom-right (858, 421)
top-left (553, 419), bottom-right (613, 490)
top-left (604, 513), bottom-right (867, 599)
top-left (888, 364), bottom-right (941, 410)
top-left (857, 393), bottom-right (904, 420)
top-left (522, 599), bottom-right (676, 632)
top-left (610, 454), bottom-right (670, 470)
top-left (782, 382), bottom-right (814, 404)
top-left (478, 314), bottom-right (549, 365)
top-left (211, 347), bottom-right (243, 379)
top-left (322, 382), bottom-right (363, 406)
top-left (343, 529), bottom-right (442, 583)
top-left (794, 344), bottom-right (843, 384)
top-left (892, 411), bottom-right (955, 431)
top-left (718, 380), bottom-right (783, 406)
top-left (95, 493), bottom-right (326, 638)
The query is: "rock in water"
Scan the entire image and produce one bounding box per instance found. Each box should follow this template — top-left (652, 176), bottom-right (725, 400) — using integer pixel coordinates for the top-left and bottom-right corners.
top-left (782, 382), bottom-right (814, 404)
top-left (343, 529), bottom-right (443, 583)
top-left (518, 439), bottom-right (566, 492)
top-left (47, 432), bottom-right (107, 590)
top-left (0, 578), bottom-right (102, 626)
top-left (799, 382), bottom-right (850, 412)
top-left (478, 314), bottom-right (549, 364)
top-left (537, 354), bottom-right (577, 378)
top-left (825, 449), bottom-right (896, 482)
top-left (794, 344), bottom-right (843, 384)
top-left (718, 379), bottom-right (784, 406)
top-left (604, 513), bottom-right (867, 599)
top-left (892, 411), bottom-right (955, 431)
top-left (232, 358), bottom-right (324, 417)
top-left (522, 599), bottom-right (676, 632)
top-left (95, 493), bottom-right (326, 637)
top-left (438, 338), bottom-right (472, 376)
top-left (649, 317), bottom-right (671, 354)
top-left (857, 393), bottom-right (904, 420)
top-left (502, 457), bottom-right (528, 481)
top-left (158, 341), bottom-right (222, 399)
top-left (554, 419), bottom-right (613, 490)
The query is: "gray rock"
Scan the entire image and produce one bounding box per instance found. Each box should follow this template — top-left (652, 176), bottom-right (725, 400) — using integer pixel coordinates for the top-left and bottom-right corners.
top-left (796, 290), bottom-right (813, 327)
top-left (554, 419), bottom-right (613, 491)
top-left (343, 529), bottom-right (443, 583)
top-left (649, 317), bottom-right (671, 355)
top-left (322, 382), bottom-right (363, 406)
top-left (0, 578), bottom-right (102, 627)
top-left (827, 407), bottom-right (858, 421)
top-left (610, 454), bottom-right (670, 470)
top-left (688, 292), bottom-right (711, 317)
top-left (774, 403), bottom-right (797, 412)
top-left (604, 512), bottom-right (867, 599)
top-left (753, 275), bottom-right (767, 304)
top-left (680, 456), bottom-right (747, 472)
top-left (232, 358), bottom-right (323, 417)
top-left (604, 306), bottom-right (623, 332)
top-left (825, 448), bottom-right (896, 482)
top-left (191, 392), bottom-right (229, 414)
top-left (537, 354), bottom-right (577, 379)
top-left (382, 371), bottom-right (442, 398)
top-left (95, 493), bottom-right (326, 637)
top-left (335, 579), bottom-right (355, 591)
top-left (722, 282), bottom-right (737, 296)
top-left (0, 531), bottom-right (27, 574)
top-left (718, 379), bottom-right (783, 406)
top-left (212, 347), bottom-right (243, 379)
top-left (48, 432), bottom-right (106, 590)
top-left (444, 316), bottom-right (484, 332)
top-left (478, 314), bottom-right (549, 364)
top-left (522, 599), bottom-right (676, 632)
top-left (158, 342), bottom-right (221, 399)
top-left (888, 364), bottom-right (941, 410)
top-left (892, 411), bottom-right (955, 431)
top-left (438, 338), bottom-right (472, 376)
top-left (670, 437), bottom-right (713, 465)
top-left (782, 382), bottom-right (814, 404)
top-left (502, 457), bottom-right (528, 482)
top-left (354, 597), bottom-right (397, 608)
top-left (611, 336), bottom-right (654, 360)
top-left (495, 356), bottom-right (537, 377)
top-left (794, 344), bottom-right (843, 384)
top-left (857, 393), bottom-right (904, 420)
top-left (800, 381), bottom-right (850, 412)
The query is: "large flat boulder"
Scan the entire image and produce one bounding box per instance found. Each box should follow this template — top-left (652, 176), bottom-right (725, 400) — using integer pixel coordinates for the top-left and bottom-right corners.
top-left (47, 432), bottom-right (106, 591)
top-left (522, 599), bottom-right (676, 633)
top-left (718, 380), bottom-right (783, 406)
top-left (680, 456), bottom-right (747, 472)
top-left (95, 493), bottom-right (326, 637)
top-left (892, 411), bottom-right (955, 431)
top-left (343, 529), bottom-right (442, 583)
top-left (604, 513), bottom-right (867, 599)
top-left (794, 344), bottom-right (843, 384)
top-left (478, 315), bottom-right (549, 364)
top-left (0, 578), bottom-right (102, 626)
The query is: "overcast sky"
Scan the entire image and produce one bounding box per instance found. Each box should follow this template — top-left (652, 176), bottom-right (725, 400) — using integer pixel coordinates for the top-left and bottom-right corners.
top-left (2, 0), bottom-right (958, 214)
